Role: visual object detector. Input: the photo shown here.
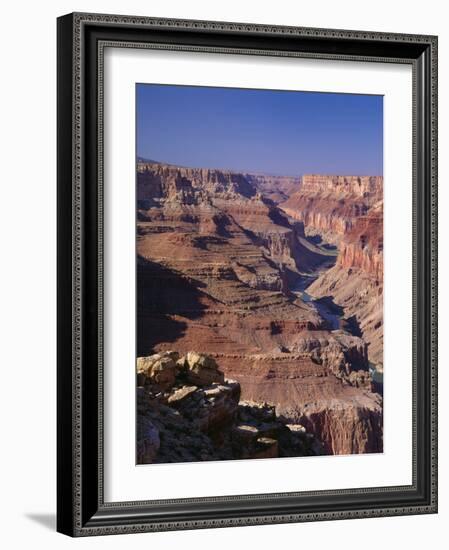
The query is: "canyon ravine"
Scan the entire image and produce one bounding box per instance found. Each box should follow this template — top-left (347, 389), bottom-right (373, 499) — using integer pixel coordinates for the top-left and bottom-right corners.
top-left (136, 161), bottom-right (384, 457)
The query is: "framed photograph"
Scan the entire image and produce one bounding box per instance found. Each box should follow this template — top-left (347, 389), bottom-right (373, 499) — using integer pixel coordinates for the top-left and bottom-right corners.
top-left (57, 12), bottom-right (438, 536)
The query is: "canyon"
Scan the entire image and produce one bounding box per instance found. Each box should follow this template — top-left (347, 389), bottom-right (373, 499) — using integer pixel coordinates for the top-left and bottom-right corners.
top-left (281, 175), bottom-right (384, 366)
top-left (136, 161), bottom-right (384, 460)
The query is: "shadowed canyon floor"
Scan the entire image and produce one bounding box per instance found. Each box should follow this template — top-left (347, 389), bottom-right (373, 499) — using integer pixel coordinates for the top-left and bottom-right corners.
top-left (136, 161), bottom-right (384, 460)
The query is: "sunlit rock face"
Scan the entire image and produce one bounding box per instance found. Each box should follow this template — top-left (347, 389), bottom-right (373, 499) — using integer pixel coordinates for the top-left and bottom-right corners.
top-left (136, 162), bottom-right (383, 456)
top-left (281, 174), bottom-right (383, 244)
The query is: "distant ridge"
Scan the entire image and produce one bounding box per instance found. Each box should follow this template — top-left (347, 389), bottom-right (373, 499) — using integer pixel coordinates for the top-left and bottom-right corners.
top-left (137, 156), bottom-right (161, 164)
top-left (136, 157), bottom-right (302, 179)
top-left (136, 157), bottom-right (381, 180)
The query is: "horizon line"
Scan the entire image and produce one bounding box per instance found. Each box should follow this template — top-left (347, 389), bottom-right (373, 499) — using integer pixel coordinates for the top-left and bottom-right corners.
top-left (136, 156), bottom-right (384, 179)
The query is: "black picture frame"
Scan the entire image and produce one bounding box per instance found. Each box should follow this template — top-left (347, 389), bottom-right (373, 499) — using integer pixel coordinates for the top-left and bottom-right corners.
top-left (57, 12), bottom-right (438, 536)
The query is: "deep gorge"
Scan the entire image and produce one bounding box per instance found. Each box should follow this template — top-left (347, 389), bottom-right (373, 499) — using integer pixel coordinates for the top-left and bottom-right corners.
top-left (136, 161), bottom-right (384, 458)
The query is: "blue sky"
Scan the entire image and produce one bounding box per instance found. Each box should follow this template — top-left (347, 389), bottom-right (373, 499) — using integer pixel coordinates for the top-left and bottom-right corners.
top-left (136, 84), bottom-right (383, 176)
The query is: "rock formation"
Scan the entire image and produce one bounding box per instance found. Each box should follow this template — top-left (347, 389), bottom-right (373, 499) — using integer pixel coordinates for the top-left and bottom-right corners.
top-left (245, 173), bottom-right (300, 203)
top-left (136, 161), bottom-right (384, 458)
top-left (137, 351), bottom-right (323, 463)
top-left (281, 174), bottom-right (382, 244)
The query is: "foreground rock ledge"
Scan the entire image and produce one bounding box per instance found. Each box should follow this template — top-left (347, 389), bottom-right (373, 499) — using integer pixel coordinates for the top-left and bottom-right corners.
top-left (136, 351), bottom-right (381, 463)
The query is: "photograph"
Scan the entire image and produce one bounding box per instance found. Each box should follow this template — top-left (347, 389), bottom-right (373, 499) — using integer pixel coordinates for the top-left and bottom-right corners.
top-left (135, 84), bottom-right (384, 464)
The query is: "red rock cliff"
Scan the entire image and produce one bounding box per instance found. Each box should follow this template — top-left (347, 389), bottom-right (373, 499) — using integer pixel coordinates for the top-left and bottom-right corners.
top-left (281, 174), bottom-right (382, 244)
top-left (338, 202), bottom-right (383, 280)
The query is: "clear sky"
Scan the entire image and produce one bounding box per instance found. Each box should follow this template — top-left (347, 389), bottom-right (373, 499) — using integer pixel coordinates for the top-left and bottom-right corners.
top-left (136, 84), bottom-right (383, 176)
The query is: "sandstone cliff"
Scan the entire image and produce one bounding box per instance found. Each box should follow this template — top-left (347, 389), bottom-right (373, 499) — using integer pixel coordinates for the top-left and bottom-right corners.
top-left (337, 201), bottom-right (383, 279)
top-left (281, 174), bottom-right (382, 244)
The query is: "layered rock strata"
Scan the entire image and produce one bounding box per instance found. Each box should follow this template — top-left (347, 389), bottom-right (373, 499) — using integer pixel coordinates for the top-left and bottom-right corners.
top-left (281, 174), bottom-right (382, 244)
top-left (307, 203), bottom-right (383, 365)
top-left (245, 173), bottom-right (300, 203)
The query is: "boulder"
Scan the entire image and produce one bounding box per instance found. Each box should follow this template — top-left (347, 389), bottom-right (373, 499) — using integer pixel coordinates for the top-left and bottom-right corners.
top-left (348, 369), bottom-right (373, 390)
top-left (185, 352), bottom-right (225, 386)
top-left (167, 386), bottom-right (198, 407)
top-left (190, 381), bottom-right (240, 432)
top-left (137, 353), bottom-right (178, 390)
top-left (149, 356), bottom-right (177, 390)
top-left (232, 424), bottom-right (260, 443)
top-left (137, 353), bottom-right (162, 375)
top-left (176, 355), bottom-right (188, 370)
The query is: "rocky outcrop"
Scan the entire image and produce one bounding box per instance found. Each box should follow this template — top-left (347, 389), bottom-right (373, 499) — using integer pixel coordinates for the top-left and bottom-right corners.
top-left (182, 352), bottom-right (225, 385)
top-left (292, 330), bottom-right (370, 386)
top-left (137, 347), bottom-right (382, 457)
top-left (137, 351), bottom-right (323, 463)
top-left (137, 352), bottom-right (178, 391)
top-left (137, 162), bottom-right (257, 205)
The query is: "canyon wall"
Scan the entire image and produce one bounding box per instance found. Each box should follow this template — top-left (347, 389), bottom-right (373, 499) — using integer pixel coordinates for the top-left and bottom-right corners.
top-left (245, 173), bottom-right (300, 203)
top-left (338, 202), bottom-right (383, 279)
top-left (281, 174), bottom-right (383, 244)
top-left (308, 203), bottom-right (384, 365)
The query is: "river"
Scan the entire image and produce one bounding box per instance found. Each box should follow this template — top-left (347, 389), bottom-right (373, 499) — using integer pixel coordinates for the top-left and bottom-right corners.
top-left (291, 271), bottom-right (343, 331)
